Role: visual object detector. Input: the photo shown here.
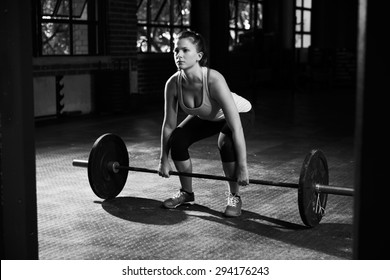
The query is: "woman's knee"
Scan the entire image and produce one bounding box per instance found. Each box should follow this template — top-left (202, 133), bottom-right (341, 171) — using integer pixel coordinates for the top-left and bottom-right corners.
top-left (218, 133), bottom-right (236, 162)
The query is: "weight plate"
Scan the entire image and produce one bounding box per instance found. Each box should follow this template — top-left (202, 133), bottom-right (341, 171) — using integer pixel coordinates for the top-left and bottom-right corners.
top-left (298, 149), bottom-right (329, 227)
top-left (88, 133), bottom-right (129, 199)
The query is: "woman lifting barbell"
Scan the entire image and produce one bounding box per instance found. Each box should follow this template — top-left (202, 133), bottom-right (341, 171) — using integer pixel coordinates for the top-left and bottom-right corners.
top-left (158, 30), bottom-right (255, 217)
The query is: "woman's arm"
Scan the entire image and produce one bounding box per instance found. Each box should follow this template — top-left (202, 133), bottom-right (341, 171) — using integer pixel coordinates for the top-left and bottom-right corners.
top-left (209, 70), bottom-right (249, 185)
top-left (159, 74), bottom-right (179, 177)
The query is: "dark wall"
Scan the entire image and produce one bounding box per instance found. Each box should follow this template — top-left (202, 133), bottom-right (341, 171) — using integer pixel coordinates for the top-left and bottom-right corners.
top-left (1, 0), bottom-right (38, 259)
top-left (309, 0), bottom-right (358, 90)
top-left (312, 0), bottom-right (358, 50)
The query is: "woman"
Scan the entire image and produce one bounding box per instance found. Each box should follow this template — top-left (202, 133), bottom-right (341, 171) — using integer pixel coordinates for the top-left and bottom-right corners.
top-left (158, 30), bottom-right (254, 217)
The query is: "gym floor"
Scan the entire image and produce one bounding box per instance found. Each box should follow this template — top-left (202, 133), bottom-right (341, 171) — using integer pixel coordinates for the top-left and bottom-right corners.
top-left (34, 89), bottom-right (355, 260)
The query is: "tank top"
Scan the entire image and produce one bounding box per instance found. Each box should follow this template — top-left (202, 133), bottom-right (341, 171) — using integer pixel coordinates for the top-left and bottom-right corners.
top-left (177, 67), bottom-right (252, 121)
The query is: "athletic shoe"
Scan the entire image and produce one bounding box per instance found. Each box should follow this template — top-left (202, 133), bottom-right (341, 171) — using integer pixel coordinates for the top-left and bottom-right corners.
top-left (162, 189), bottom-right (194, 209)
top-left (224, 193), bottom-right (242, 217)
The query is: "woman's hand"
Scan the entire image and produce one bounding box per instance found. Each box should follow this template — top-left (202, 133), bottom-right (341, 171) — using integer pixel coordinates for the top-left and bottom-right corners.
top-left (158, 160), bottom-right (172, 178)
top-left (236, 165), bottom-right (250, 186)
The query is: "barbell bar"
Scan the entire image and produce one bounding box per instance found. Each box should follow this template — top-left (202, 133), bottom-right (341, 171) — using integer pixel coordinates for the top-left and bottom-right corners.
top-left (73, 159), bottom-right (300, 189)
top-left (72, 159), bottom-right (353, 196)
top-left (72, 133), bottom-right (354, 227)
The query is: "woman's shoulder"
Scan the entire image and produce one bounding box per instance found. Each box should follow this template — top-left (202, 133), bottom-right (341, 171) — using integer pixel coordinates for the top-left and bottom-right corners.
top-left (166, 71), bottom-right (180, 83)
top-left (207, 68), bottom-right (227, 86)
top-left (165, 71), bottom-right (181, 88)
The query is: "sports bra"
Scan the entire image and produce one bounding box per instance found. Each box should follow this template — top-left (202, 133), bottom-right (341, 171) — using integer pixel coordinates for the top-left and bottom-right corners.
top-left (177, 67), bottom-right (252, 121)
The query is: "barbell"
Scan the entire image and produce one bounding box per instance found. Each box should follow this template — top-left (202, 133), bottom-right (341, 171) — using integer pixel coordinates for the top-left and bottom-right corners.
top-left (72, 133), bottom-right (354, 228)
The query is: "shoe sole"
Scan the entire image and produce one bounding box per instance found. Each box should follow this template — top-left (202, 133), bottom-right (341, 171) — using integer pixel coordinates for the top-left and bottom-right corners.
top-left (223, 211), bottom-right (241, 217)
top-left (162, 201), bottom-right (194, 209)
top-left (224, 207), bottom-right (242, 217)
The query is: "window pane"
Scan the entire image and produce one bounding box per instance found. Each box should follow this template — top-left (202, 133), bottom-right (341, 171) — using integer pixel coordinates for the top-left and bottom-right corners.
top-left (229, 30), bottom-right (248, 52)
top-left (173, 0), bottom-right (191, 25)
top-left (72, 0), bottom-right (88, 19)
top-left (296, 0), bottom-right (302, 7)
top-left (81, 2), bottom-right (88, 20)
top-left (41, 0), bottom-right (69, 18)
top-left (236, 30), bottom-right (245, 46)
top-left (183, 0), bottom-right (192, 25)
top-left (137, 0), bottom-right (147, 24)
top-left (173, 28), bottom-right (183, 37)
top-left (302, 34), bottom-right (311, 48)
top-left (229, 0), bottom-right (236, 28)
top-left (151, 0), bottom-right (169, 25)
top-left (41, 22), bottom-right (70, 55)
top-left (150, 27), bottom-right (171, 52)
top-left (137, 25), bottom-right (148, 52)
top-left (295, 34), bottom-right (302, 48)
top-left (303, 10), bottom-right (311, 32)
top-left (73, 24), bottom-right (88, 54)
top-left (41, 0), bottom-right (58, 15)
top-left (303, 0), bottom-right (312, 9)
top-left (237, 0), bottom-right (250, 29)
top-left (56, 0), bottom-right (70, 17)
top-left (256, 3), bottom-right (263, 28)
top-left (229, 30), bottom-right (237, 51)
top-left (295, 10), bottom-right (302, 31)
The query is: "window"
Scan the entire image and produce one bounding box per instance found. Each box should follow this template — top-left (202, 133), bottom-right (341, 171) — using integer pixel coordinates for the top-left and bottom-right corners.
top-left (295, 0), bottom-right (312, 48)
top-left (229, 0), bottom-right (263, 52)
top-left (35, 0), bottom-right (104, 56)
top-left (137, 0), bottom-right (191, 53)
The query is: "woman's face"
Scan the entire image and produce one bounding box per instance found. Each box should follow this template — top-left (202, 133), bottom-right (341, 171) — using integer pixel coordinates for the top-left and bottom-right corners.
top-left (173, 38), bottom-right (202, 70)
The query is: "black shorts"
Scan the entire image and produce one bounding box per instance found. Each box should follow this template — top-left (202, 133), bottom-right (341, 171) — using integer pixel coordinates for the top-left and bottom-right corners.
top-left (168, 109), bottom-right (255, 162)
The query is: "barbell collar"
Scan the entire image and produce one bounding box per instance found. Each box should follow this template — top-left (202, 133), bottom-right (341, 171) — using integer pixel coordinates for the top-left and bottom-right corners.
top-left (72, 159), bottom-right (88, 168)
top-left (316, 184), bottom-right (354, 196)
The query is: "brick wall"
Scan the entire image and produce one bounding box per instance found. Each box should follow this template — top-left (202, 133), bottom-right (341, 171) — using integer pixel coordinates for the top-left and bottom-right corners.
top-left (107, 0), bottom-right (137, 57)
top-left (137, 54), bottom-right (177, 103)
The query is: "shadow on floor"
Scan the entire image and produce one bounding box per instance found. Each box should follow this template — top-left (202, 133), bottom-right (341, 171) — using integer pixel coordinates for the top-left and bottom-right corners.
top-left (99, 197), bottom-right (188, 225)
top-left (101, 196), bottom-right (352, 259)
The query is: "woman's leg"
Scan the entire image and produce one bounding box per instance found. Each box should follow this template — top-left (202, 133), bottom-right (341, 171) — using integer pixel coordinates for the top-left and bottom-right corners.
top-left (218, 133), bottom-right (239, 194)
top-left (218, 133), bottom-right (242, 217)
top-left (218, 109), bottom-right (255, 194)
top-left (218, 110), bottom-right (255, 216)
top-left (163, 126), bottom-right (194, 208)
top-left (222, 162), bottom-right (239, 193)
top-left (168, 116), bottom-right (224, 192)
top-left (173, 159), bottom-right (193, 193)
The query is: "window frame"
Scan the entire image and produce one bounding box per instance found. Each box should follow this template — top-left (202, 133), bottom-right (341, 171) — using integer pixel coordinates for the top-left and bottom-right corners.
top-left (136, 0), bottom-right (192, 53)
top-left (228, 0), bottom-right (264, 52)
top-left (33, 0), bottom-right (105, 57)
top-left (295, 0), bottom-right (312, 49)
